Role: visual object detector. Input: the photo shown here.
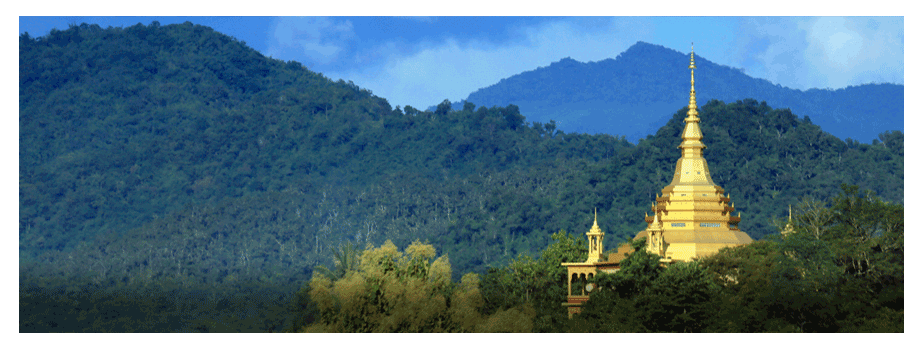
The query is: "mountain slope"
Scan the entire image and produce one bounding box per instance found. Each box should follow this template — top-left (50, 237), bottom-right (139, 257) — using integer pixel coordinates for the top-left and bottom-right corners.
top-left (20, 21), bottom-right (388, 252)
top-left (442, 42), bottom-right (903, 144)
top-left (19, 22), bottom-right (632, 284)
top-left (20, 22), bottom-right (902, 298)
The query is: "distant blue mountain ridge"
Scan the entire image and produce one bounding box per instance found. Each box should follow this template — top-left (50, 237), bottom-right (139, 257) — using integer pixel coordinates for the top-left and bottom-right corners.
top-left (429, 41), bottom-right (903, 144)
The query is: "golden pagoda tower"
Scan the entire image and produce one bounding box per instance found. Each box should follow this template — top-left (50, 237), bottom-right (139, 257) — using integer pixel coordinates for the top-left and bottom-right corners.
top-left (586, 208), bottom-right (605, 263)
top-left (634, 44), bottom-right (753, 261)
top-left (781, 204), bottom-right (794, 238)
top-left (561, 210), bottom-right (620, 318)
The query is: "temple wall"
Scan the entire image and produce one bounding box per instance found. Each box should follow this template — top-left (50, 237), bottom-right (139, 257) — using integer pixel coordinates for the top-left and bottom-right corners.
top-left (665, 243), bottom-right (697, 261)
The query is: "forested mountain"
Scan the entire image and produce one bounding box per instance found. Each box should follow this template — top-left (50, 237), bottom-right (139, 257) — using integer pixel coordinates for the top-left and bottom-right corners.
top-left (436, 42), bottom-right (903, 144)
top-left (20, 22), bottom-right (902, 332)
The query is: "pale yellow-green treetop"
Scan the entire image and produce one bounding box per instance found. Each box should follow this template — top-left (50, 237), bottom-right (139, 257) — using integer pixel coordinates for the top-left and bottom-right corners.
top-left (303, 239), bottom-right (533, 332)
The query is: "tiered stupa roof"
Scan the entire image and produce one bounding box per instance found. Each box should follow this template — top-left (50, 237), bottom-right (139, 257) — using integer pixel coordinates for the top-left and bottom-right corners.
top-left (634, 44), bottom-right (753, 261)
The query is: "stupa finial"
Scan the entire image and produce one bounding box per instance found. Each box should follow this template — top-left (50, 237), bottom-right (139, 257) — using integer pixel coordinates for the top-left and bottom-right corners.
top-left (687, 42), bottom-right (698, 121)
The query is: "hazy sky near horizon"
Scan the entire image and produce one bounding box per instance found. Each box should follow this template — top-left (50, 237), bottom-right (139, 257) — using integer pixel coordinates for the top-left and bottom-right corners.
top-left (19, 16), bottom-right (904, 110)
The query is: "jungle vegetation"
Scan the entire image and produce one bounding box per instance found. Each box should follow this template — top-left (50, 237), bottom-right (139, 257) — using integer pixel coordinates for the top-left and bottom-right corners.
top-left (19, 22), bottom-right (902, 332)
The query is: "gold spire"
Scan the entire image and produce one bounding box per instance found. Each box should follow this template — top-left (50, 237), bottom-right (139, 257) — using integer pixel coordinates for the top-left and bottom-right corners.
top-left (589, 208), bottom-right (602, 235)
top-left (592, 208), bottom-right (599, 229)
top-left (781, 204), bottom-right (795, 237)
top-left (586, 208), bottom-right (604, 263)
top-left (630, 41), bottom-right (753, 263)
top-left (688, 42), bottom-right (698, 121)
top-left (680, 43), bottom-right (705, 153)
top-left (663, 43), bottom-right (715, 189)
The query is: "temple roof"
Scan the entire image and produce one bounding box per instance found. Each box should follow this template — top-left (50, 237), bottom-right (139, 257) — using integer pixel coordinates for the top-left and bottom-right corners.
top-left (606, 243), bottom-right (635, 264)
top-left (634, 229), bottom-right (753, 244)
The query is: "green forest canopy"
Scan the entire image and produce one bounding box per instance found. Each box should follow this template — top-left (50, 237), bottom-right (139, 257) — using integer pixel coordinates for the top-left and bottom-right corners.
top-left (19, 22), bottom-right (903, 332)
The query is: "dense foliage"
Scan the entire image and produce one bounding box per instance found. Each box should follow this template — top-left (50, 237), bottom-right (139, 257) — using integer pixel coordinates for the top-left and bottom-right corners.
top-left (292, 185), bottom-right (902, 332)
top-left (20, 22), bottom-right (902, 332)
top-left (492, 186), bottom-right (901, 333)
top-left (450, 42), bottom-right (903, 144)
top-left (302, 240), bottom-right (534, 332)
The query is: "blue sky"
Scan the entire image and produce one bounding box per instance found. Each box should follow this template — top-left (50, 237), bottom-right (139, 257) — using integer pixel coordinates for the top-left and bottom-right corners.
top-left (18, 15), bottom-right (905, 111)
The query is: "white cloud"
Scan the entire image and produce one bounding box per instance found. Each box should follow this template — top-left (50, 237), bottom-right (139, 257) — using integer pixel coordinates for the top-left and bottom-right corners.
top-left (267, 17), bottom-right (355, 65)
top-left (330, 18), bottom-right (650, 110)
top-left (293, 16), bottom-right (901, 110)
top-left (724, 17), bottom-right (809, 88)
top-left (722, 17), bottom-right (903, 91)
top-left (804, 17), bottom-right (903, 88)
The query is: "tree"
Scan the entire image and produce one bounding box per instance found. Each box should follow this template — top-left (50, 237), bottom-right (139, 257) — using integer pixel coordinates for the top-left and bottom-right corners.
top-left (303, 239), bottom-right (532, 332)
top-left (824, 184), bottom-right (903, 331)
top-left (314, 241), bottom-right (361, 281)
top-left (642, 261), bottom-right (720, 332)
top-left (829, 184), bottom-right (889, 244)
top-left (699, 241), bottom-right (780, 332)
top-left (502, 104), bottom-right (525, 130)
top-left (569, 244), bottom-right (661, 332)
top-left (789, 197), bottom-right (834, 240)
top-left (435, 99), bottom-right (452, 116)
top-left (479, 230), bottom-right (587, 332)
top-left (766, 228), bottom-right (843, 332)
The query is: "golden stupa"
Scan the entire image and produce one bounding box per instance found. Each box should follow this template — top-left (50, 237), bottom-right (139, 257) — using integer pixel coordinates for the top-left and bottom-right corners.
top-left (633, 43), bottom-right (753, 261)
top-left (561, 44), bottom-right (753, 317)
